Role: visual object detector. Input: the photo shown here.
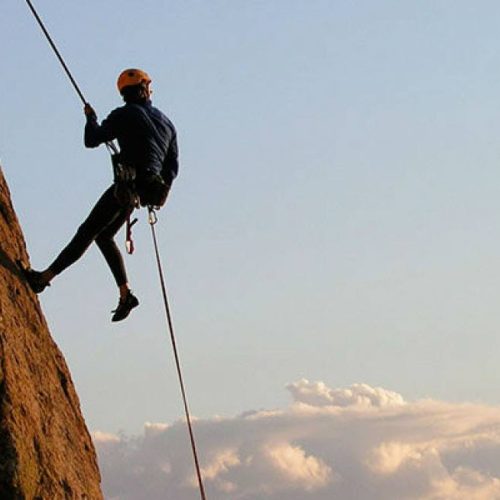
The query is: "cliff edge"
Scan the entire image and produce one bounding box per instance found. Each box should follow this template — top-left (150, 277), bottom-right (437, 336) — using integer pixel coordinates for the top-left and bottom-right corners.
top-left (0, 167), bottom-right (102, 499)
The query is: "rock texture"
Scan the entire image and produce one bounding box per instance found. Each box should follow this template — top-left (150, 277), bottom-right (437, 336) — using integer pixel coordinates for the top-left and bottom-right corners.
top-left (0, 167), bottom-right (102, 499)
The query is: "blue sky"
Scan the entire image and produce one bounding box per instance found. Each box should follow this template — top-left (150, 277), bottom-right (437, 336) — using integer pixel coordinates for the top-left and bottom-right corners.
top-left (2, 0), bottom-right (500, 437)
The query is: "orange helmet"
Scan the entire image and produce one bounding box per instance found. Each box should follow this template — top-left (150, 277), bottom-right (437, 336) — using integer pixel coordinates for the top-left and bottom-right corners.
top-left (117, 68), bottom-right (151, 94)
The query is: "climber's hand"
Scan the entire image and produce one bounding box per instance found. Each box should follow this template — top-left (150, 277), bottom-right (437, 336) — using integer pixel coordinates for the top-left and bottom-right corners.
top-left (84, 103), bottom-right (97, 120)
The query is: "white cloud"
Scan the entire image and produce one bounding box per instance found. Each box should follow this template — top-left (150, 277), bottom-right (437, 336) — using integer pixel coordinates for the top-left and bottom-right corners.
top-left (367, 441), bottom-right (428, 475)
top-left (92, 431), bottom-right (121, 444)
top-left (287, 378), bottom-right (406, 408)
top-left (430, 468), bottom-right (500, 500)
top-left (265, 442), bottom-right (334, 490)
top-left (94, 379), bottom-right (500, 500)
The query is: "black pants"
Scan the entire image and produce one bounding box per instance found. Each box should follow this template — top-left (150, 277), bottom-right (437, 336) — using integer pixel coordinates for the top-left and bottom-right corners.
top-left (49, 185), bottom-right (133, 287)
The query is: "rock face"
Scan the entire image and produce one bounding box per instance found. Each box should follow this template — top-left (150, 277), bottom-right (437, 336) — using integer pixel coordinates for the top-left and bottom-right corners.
top-left (0, 168), bottom-right (102, 499)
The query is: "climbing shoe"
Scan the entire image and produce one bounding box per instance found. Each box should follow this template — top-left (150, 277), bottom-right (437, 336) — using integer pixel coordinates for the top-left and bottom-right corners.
top-left (22, 267), bottom-right (50, 294)
top-left (111, 291), bottom-right (139, 322)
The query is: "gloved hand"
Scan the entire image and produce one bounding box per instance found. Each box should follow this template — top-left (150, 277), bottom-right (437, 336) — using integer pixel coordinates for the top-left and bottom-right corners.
top-left (84, 103), bottom-right (97, 120)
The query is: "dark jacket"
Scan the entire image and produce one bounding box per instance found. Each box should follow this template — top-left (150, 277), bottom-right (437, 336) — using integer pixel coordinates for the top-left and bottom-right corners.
top-left (84, 100), bottom-right (178, 184)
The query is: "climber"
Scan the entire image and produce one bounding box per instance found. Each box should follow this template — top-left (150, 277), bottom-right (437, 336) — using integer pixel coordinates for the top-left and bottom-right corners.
top-left (24, 68), bottom-right (179, 322)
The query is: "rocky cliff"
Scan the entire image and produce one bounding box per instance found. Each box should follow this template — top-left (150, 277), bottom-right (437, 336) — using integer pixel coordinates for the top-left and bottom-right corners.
top-left (0, 167), bottom-right (102, 499)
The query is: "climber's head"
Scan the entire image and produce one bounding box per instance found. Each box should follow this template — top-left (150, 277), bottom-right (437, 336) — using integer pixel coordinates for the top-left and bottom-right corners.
top-left (117, 68), bottom-right (152, 103)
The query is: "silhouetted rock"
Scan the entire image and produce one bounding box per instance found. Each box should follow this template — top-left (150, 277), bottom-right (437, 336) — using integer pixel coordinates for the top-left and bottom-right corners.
top-left (0, 167), bottom-right (102, 499)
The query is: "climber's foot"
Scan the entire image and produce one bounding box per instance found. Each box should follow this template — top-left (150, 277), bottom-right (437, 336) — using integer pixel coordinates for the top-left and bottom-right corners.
top-left (21, 265), bottom-right (51, 294)
top-left (111, 291), bottom-right (139, 322)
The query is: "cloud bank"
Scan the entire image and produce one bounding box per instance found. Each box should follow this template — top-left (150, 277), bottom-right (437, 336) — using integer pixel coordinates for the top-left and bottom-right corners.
top-left (94, 380), bottom-right (500, 500)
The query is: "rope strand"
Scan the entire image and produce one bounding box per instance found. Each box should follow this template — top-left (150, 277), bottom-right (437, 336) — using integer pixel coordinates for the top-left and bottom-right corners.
top-left (25, 0), bottom-right (118, 155)
top-left (25, 0), bottom-right (87, 105)
top-left (148, 208), bottom-right (207, 500)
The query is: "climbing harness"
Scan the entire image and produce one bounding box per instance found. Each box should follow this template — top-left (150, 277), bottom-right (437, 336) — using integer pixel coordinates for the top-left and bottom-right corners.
top-left (25, 2), bottom-right (207, 498)
top-left (148, 208), bottom-right (207, 500)
top-left (106, 142), bottom-right (140, 254)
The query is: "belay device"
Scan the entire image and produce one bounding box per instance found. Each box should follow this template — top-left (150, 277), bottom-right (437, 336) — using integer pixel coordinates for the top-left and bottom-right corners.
top-left (24, 1), bottom-right (207, 498)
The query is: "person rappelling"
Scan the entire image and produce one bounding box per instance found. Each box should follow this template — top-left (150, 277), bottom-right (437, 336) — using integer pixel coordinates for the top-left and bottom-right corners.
top-left (23, 3), bottom-right (206, 496)
top-left (24, 69), bottom-right (179, 322)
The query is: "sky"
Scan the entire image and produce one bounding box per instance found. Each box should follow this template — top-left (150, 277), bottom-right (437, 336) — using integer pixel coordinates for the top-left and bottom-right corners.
top-left (3, 0), bottom-right (500, 497)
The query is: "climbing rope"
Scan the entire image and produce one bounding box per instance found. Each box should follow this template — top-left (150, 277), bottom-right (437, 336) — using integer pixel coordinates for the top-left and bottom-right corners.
top-left (148, 208), bottom-right (207, 500)
top-left (25, 0), bottom-right (87, 105)
top-left (25, 0), bottom-right (118, 151)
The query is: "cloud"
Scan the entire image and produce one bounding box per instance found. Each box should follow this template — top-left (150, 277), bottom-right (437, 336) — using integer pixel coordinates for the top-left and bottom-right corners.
top-left (94, 379), bottom-right (500, 500)
top-left (265, 442), bottom-right (334, 490)
top-left (367, 441), bottom-right (427, 475)
top-left (287, 378), bottom-right (406, 408)
top-left (92, 431), bottom-right (121, 444)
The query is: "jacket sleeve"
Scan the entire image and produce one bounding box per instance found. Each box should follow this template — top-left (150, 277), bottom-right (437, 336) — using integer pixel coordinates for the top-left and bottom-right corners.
top-left (162, 130), bottom-right (179, 184)
top-left (84, 110), bottom-right (118, 148)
